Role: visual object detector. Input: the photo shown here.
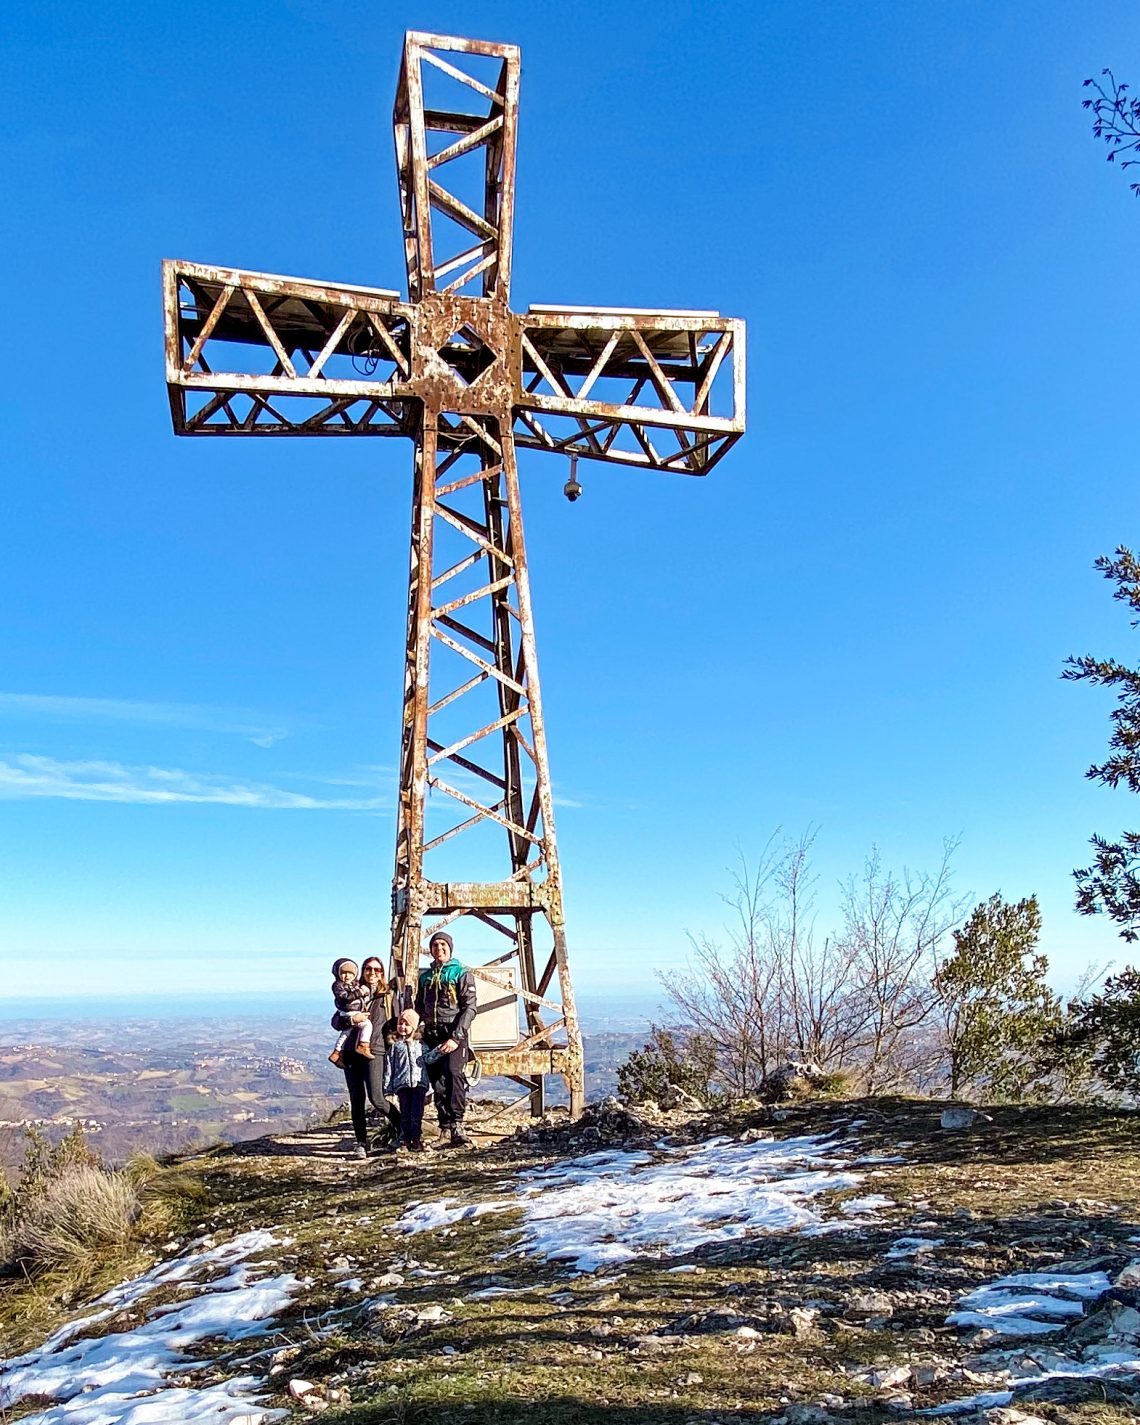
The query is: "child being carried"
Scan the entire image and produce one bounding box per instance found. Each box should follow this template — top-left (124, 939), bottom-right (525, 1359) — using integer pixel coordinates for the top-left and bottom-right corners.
top-left (328, 957), bottom-right (374, 1065)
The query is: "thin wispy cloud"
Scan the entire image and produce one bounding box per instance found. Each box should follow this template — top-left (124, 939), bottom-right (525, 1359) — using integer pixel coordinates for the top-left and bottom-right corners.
top-left (285, 765), bottom-right (395, 790)
top-left (0, 756), bottom-right (385, 810)
top-left (0, 693), bottom-right (292, 748)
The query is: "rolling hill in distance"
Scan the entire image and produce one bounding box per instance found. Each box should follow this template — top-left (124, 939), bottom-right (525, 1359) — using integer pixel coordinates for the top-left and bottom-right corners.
top-left (0, 990), bottom-right (659, 1178)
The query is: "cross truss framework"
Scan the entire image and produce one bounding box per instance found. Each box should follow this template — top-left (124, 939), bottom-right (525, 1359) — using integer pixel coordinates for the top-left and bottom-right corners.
top-left (163, 31), bottom-right (746, 1116)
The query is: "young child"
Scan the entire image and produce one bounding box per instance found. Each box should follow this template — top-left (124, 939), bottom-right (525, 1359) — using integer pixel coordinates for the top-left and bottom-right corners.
top-left (382, 1008), bottom-right (441, 1151)
top-left (328, 957), bottom-right (374, 1066)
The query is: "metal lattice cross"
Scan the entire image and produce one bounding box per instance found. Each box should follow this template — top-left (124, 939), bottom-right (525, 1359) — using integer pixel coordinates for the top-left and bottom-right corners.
top-left (163, 30), bottom-right (746, 1115)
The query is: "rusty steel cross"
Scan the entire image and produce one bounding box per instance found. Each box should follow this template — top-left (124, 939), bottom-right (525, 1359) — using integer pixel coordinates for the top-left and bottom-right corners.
top-left (163, 30), bottom-right (745, 1116)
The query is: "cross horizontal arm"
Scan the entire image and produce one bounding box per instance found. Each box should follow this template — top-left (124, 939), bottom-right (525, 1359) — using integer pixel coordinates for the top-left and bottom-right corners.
top-left (163, 260), bottom-right (419, 437)
top-left (513, 308), bottom-right (746, 475)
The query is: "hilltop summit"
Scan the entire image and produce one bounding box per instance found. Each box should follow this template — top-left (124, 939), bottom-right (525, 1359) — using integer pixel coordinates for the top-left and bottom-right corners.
top-left (3, 1098), bottom-right (1140, 1424)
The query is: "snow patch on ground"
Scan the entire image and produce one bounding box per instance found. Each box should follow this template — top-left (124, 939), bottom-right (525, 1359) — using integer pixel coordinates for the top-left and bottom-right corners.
top-left (886, 1236), bottom-right (944, 1260)
top-left (0, 1230), bottom-right (297, 1425)
top-left (931, 1267), bottom-right (1137, 1413)
top-left (391, 1132), bottom-right (870, 1274)
top-left (946, 1270), bottom-right (1112, 1335)
top-left (841, 1194), bottom-right (894, 1216)
top-left (390, 1198), bottom-right (514, 1234)
top-left (928, 1354), bottom-right (1140, 1416)
top-left (515, 1133), bottom-right (871, 1272)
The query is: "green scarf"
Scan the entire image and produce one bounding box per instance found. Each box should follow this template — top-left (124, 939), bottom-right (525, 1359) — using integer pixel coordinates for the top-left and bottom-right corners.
top-left (420, 958), bottom-right (465, 992)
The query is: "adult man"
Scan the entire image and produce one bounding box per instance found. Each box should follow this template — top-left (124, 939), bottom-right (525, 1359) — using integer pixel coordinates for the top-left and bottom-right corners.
top-left (415, 930), bottom-right (477, 1148)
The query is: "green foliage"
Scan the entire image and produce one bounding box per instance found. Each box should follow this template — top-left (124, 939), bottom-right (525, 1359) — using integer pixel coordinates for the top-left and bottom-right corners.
top-left (935, 894), bottom-right (1062, 1101)
top-left (10, 1124), bottom-right (100, 1208)
top-left (1064, 548), bottom-right (1140, 941)
top-left (616, 1026), bottom-right (719, 1105)
top-left (811, 1069), bottom-right (857, 1099)
top-left (1061, 967), bottom-right (1140, 1096)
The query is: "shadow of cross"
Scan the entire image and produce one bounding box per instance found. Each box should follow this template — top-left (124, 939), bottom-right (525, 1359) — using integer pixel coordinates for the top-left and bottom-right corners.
top-left (161, 30), bottom-right (747, 1118)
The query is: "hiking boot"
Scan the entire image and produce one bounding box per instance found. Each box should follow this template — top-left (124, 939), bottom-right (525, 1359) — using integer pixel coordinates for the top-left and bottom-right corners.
top-left (448, 1125), bottom-right (468, 1149)
top-left (408, 1140), bottom-right (426, 1153)
top-left (328, 1050), bottom-right (343, 1066)
top-left (433, 1127), bottom-right (452, 1149)
top-left (352, 1143), bottom-right (368, 1160)
top-left (356, 1041), bottom-right (374, 1059)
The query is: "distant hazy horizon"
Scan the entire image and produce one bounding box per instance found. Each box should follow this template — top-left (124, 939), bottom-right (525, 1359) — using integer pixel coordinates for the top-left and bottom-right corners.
top-left (0, 987), bottom-right (663, 1035)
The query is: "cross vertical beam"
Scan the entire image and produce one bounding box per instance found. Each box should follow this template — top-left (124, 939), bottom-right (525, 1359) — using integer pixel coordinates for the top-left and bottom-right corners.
top-left (389, 408), bottom-right (582, 1114)
top-left (394, 32), bottom-right (519, 303)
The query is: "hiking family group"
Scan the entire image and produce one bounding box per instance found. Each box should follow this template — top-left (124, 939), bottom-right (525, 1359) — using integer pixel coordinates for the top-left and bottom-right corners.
top-left (328, 932), bottom-right (477, 1158)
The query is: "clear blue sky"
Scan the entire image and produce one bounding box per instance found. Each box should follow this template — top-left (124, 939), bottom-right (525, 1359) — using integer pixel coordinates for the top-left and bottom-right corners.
top-left (2, 0), bottom-right (1139, 1002)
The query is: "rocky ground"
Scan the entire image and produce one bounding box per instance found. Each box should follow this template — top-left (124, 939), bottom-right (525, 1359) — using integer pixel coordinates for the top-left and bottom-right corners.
top-left (2, 1095), bottom-right (1140, 1425)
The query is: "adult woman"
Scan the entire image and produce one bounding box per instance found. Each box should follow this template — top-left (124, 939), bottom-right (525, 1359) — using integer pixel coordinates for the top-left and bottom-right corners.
top-left (332, 955), bottom-right (401, 1157)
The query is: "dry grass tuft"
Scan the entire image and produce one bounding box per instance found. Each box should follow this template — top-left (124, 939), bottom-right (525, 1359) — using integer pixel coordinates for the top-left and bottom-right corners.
top-left (1, 1164), bottom-right (141, 1274)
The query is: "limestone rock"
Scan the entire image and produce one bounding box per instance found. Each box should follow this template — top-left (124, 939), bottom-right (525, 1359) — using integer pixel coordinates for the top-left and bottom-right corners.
top-left (787, 1306), bottom-right (819, 1340)
top-left (675, 1309), bottom-right (746, 1333)
top-left (910, 1362), bottom-right (948, 1387)
top-left (580, 1096), bottom-right (649, 1138)
top-left (843, 1291), bottom-right (893, 1321)
top-left (852, 1365), bottom-right (910, 1389)
top-left (940, 1106), bottom-right (993, 1130)
top-left (780, 1407), bottom-right (841, 1425)
top-left (769, 1060), bottom-right (825, 1101)
top-left (1115, 1260), bottom-right (1140, 1289)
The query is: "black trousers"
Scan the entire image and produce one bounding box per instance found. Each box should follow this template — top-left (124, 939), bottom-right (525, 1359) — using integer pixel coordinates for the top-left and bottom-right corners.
top-left (397, 1086), bottom-right (427, 1144)
top-left (423, 1023), bottom-right (468, 1127)
top-left (341, 1048), bottom-right (401, 1144)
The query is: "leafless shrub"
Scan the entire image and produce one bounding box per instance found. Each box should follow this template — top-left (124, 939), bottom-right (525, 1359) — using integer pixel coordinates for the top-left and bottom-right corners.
top-left (839, 842), bottom-right (964, 1093)
top-left (657, 833), bottom-right (965, 1098)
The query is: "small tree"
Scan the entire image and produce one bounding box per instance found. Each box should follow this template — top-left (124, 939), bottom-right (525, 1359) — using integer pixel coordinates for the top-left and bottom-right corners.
top-left (1061, 967), bottom-right (1140, 1096)
top-left (616, 1026), bottom-right (719, 1105)
top-left (1064, 548), bottom-right (1140, 941)
top-left (934, 894), bottom-right (1061, 1100)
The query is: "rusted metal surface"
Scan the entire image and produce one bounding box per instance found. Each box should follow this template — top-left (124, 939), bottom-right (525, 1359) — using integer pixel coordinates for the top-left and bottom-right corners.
top-left (162, 30), bottom-right (747, 1120)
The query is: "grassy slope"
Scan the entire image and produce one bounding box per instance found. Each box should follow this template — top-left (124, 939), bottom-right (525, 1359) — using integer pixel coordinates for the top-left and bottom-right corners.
top-left (3, 1099), bottom-right (1139, 1425)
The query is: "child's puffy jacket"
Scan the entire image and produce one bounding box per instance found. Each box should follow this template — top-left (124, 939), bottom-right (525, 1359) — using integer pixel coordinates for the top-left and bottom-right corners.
top-left (384, 1036), bottom-right (431, 1093)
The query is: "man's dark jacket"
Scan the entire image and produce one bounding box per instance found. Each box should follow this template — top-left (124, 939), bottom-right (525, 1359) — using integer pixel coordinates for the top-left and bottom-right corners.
top-left (415, 959), bottom-right (477, 1043)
